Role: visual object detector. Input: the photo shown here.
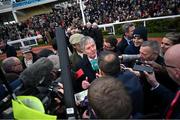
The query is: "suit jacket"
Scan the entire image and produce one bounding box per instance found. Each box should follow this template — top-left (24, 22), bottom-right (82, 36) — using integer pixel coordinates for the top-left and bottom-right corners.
top-left (152, 85), bottom-right (180, 119)
top-left (74, 55), bottom-right (97, 92)
top-left (116, 36), bottom-right (129, 55)
top-left (114, 70), bottom-right (144, 118)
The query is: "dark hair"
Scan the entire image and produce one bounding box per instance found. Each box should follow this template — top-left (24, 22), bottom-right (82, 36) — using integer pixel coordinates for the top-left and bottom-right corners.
top-left (104, 35), bottom-right (117, 48)
top-left (164, 32), bottom-right (180, 45)
top-left (88, 76), bottom-right (132, 119)
top-left (98, 51), bottom-right (120, 76)
top-left (37, 48), bottom-right (54, 58)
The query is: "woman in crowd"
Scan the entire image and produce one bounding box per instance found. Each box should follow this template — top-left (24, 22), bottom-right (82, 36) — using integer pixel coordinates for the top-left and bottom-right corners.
top-left (161, 32), bottom-right (180, 55)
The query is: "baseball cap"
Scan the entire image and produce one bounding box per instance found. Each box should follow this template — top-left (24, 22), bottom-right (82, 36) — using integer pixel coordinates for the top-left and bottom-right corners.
top-left (69, 33), bottom-right (84, 45)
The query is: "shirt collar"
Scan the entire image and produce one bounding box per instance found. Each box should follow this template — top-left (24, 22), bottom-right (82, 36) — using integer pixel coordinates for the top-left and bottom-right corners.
top-left (88, 55), bottom-right (98, 62)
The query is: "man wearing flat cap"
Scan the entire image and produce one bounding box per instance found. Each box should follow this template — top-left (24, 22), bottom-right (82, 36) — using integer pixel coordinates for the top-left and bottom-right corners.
top-left (69, 33), bottom-right (85, 70)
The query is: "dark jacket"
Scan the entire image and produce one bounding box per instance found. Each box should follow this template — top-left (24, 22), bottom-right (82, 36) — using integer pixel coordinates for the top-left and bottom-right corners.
top-left (124, 43), bottom-right (140, 55)
top-left (70, 51), bottom-right (83, 71)
top-left (152, 85), bottom-right (180, 119)
top-left (114, 70), bottom-right (144, 118)
top-left (74, 55), bottom-right (97, 92)
top-left (3, 44), bottom-right (17, 57)
top-left (92, 28), bottom-right (103, 51)
top-left (116, 36), bottom-right (129, 55)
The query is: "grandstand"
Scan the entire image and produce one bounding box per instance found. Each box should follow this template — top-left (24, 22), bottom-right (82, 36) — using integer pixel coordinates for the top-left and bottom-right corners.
top-left (0, 0), bottom-right (179, 48)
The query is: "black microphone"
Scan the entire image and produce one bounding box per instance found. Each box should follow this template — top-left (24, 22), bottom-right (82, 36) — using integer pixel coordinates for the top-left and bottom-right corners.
top-left (119, 54), bottom-right (140, 62)
top-left (19, 57), bottom-right (54, 88)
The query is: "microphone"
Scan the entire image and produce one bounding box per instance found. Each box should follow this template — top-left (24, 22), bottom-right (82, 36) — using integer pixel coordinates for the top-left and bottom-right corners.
top-left (119, 54), bottom-right (140, 62)
top-left (19, 57), bottom-right (54, 88)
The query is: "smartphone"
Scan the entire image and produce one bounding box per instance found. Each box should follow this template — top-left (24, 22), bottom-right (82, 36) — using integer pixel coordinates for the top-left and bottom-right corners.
top-left (133, 64), bottom-right (153, 73)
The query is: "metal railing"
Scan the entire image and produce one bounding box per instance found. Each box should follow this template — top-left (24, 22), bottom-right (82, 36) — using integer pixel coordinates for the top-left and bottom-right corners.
top-left (98, 15), bottom-right (180, 35)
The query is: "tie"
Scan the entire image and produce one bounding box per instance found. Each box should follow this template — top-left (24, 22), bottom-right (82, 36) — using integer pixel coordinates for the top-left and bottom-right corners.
top-left (166, 90), bottom-right (180, 119)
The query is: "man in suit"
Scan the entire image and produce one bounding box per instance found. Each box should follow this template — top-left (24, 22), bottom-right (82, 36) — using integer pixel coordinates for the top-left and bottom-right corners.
top-left (144, 44), bottom-right (180, 119)
top-left (116, 23), bottom-right (135, 55)
top-left (75, 36), bottom-right (98, 92)
top-left (98, 51), bottom-right (144, 118)
top-left (69, 33), bottom-right (84, 71)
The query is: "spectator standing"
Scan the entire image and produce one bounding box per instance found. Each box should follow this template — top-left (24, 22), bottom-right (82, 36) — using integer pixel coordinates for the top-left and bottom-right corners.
top-left (144, 44), bottom-right (180, 119)
top-left (161, 32), bottom-right (180, 55)
top-left (0, 38), bottom-right (17, 58)
top-left (116, 23), bottom-right (135, 55)
top-left (88, 76), bottom-right (132, 119)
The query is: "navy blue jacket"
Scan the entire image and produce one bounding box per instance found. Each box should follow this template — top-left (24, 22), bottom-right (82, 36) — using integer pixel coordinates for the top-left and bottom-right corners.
top-left (114, 70), bottom-right (144, 118)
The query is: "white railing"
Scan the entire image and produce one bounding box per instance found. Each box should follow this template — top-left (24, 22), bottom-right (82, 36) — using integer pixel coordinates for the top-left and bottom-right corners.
top-left (7, 36), bottom-right (39, 49)
top-left (98, 15), bottom-right (180, 35)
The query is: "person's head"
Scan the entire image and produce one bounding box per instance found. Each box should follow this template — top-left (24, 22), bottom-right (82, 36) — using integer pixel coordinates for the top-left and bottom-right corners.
top-left (92, 22), bottom-right (98, 29)
top-left (122, 23), bottom-right (135, 39)
top-left (161, 32), bottom-right (180, 54)
top-left (47, 55), bottom-right (60, 70)
top-left (133, 26), bottom-right (147, 47)
top-left (69, 33), bottom-right (84, 53)
top-left (140, 40), bottom-right (160, 61)
top-left (86, 22), bottom-right (92, 29)
top-left (2, 57), bottom-right (23, 74)
top-left (80, 36), bottom-right (97, 59)
top-left (164, 44), bottom-right (180, 85)
top-left (98, 51), bottom-right (120, 76)
top-left (88, 76), bottom-right (132, 119)
top-left (0, 38), bottom-right (6, 49)
top-left (103, 35), bottom-right (117, 52)
top-left (37, 48), bottom-right (54, 58)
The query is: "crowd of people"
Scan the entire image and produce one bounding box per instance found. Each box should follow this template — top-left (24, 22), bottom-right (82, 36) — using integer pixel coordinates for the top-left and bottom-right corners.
top-left (0, 0), bottom-right (180, 41)
top-left (0, 21), bottom-right (180, 119)
top-left (0, 0), bottom-right (180, 119)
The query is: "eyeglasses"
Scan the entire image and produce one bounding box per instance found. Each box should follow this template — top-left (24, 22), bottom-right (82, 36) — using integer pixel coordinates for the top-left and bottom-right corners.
top-left (163, 63), bottom-right (177, 69)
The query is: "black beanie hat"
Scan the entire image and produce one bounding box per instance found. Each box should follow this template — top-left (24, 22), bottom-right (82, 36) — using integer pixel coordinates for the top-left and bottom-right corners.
top-left (133, 26), bottom-right (147, 41)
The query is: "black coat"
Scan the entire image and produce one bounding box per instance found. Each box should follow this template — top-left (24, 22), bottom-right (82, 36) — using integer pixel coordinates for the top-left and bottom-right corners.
top-left (74, 55), bottom-right (97, 92)
top-left (152, 85), bottom-right (180, 119)
top-left (3, 44), bottom-right (17, 57)
top-left (116, 36), bottom-right (129, 55)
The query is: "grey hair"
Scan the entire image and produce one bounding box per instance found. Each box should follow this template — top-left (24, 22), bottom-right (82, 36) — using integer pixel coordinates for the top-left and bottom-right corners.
top-left (2, 57), bottom-right (19, 73)
top-left (79, 36), bottom-right (95, 51)
top-left (141, 40), bottom-right (160, 54)
top-left (47, 55), bottom-right (60, 70)
top-left (122, 23), bottom-right (134, 33)
top-left (164, 32), bottom-right (180, 45)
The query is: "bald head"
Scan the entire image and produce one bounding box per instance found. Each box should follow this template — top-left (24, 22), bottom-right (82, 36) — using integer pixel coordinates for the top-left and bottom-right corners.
top-left (98, 51), bottom-right (120, 76)
top-left (164, 44), bottom-right (180, 85)
top-left (164, 44), bottom-right (180, 68)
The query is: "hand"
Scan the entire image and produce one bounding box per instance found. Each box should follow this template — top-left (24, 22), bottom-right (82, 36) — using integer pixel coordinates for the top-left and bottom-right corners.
top-left (124, 67), bottom-right (141, 77)
top-left (82, 110), bottom-right (90, 119)
top-left (82, 77), bottom-right (91, 89)
top-left (57, 83), bottom-right (64, 94)
top-left (144, 71), bottom-right (159, 88)
top-left (145, 61), bottom-right (163, 72)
